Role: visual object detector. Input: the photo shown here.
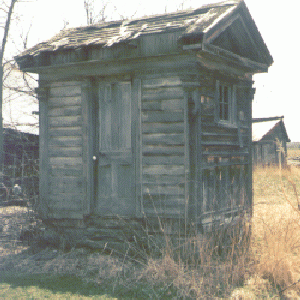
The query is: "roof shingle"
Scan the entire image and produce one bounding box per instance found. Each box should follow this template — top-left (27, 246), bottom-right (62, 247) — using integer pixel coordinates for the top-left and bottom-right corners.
top-left (18, 0), bottom-right (241, 57)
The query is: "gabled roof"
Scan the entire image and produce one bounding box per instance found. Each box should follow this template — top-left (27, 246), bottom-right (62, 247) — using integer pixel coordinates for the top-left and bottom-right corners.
top-left (252, 117), bottom-right (290, 143)
top-left (16, 0), bottom-right (272, 71)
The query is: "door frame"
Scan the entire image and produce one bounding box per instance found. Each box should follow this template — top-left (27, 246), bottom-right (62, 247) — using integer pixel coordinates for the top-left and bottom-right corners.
top-left (89, 77), bottom-right (142, 217)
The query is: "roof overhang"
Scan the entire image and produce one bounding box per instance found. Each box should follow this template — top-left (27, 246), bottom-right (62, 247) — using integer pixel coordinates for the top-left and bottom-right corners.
top-left (183, 42), bottom-right (269, 73)
top-left (15, 0), bottom-right (272, 75)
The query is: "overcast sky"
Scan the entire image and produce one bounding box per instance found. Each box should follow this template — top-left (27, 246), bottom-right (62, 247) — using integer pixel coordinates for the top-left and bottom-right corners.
top-left (5, 0), bottom-right (300, 141)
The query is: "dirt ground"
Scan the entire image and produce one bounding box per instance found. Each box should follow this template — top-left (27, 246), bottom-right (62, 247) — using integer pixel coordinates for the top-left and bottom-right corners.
top-left (0, 205), bottom-right (132, 280)
top-left (0, 206), bottom-right (30, 256)
top-left (0, 206), bottom-right (64, 275)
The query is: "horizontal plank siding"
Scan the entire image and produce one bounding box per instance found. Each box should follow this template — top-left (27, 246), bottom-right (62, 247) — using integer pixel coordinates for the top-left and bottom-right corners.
top-left (199, 77), bottom-right (253, 225)
top-left (49, 96), bottom-right (82, 107)
top-left (142, 156), bottom-right (184, 165)
top-left (49, 157), bottom-right (83, 165)
top-left (48, 127), bottom-right (82, 137)
top-left (49, 136), bottom-right (83, 147)
top-left (142, 77), bottom-right (181, 88)
top-left (48, 106), bottom-right (82, 117)
top-left (47, 81), bottom-right (84, 215)
top-left (48, 147), bottom-right (82, 157)
top-left (142, 174), bottom-right (185, 184)
top-left (142, 111), bottom-right (184, 123)
top-left (141, 76), bottom-right (186, 218)
top-left (49, 194), bottom-right (83, 210)
top-left (49, 85), bottom-right (81, 98)
top-left (142, 87), bottom-right (184, 101)
top-left (143, 165), bottom-right (185, 176)
top-left (142, 122), bottom-right (184, 134)
top-left (50, 168), bottom-right (83, 177)
top-left (49, 177), bottom-right (85, 194)
top-left (49, 116), bottom-right (82, 127)
top-left (143, 185), bottom-right (185, 196)
top-left (142, 99), bottom-right (183, 111)
top-left (143, 133), bottom-right (185, 145)
top-left (143, 145), bottom-right (185, 155)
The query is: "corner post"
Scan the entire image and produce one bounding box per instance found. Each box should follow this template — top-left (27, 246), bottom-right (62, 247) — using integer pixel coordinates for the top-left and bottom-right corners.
top-left (81, 78), bottom-right (96, 216)
top-left (36, 86), bottom-right (49, 218)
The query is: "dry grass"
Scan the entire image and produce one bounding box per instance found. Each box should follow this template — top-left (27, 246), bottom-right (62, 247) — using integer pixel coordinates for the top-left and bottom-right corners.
top-left (3, 164), bottom-right (300, 298)
top-left (287, 148), bottom-right (300, 159)
top-left (247, 165), bottom-right (300, 298)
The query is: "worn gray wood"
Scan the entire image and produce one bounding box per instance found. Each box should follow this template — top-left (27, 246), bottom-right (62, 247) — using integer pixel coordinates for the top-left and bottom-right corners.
top-left (46, 80), bottom-right (85, 218)
top-left (49, 157), bottom-right (83, 165)
top-left (81, 79), bottom-right (95, 215)
top-left (49, 96), bottom-right (82, 107)
top-left (48, 106), bottom-right (82, 117)
top-left (142, 77), bottom-right (181, 89)
top-left (49, 84), bottom-right (81, 97)
top-left (50, 168), bottom-right (83, 177)
top-left (142, 122), bottom-right (184, 134)
top-left (37, 86), bottom-right (49, 217)
top-left (142, 86), bottom-right (184, 101)
top-left (49, 80), bottom-right (81, 88)
top-left (143, 185), bottom-right (185, 196)
top-left (143, 155), bottom-right (184, 165)
top-left (132, 78), bottom-right (142, 216)
top-left (140, 31), bottom-right (183, 56)
top-left (49, 136), bottom-right (82, 147)
top-left (142, 111), bottom-right (184, 123)
top-left (142, 174), bottom-right (185, 184)
top-left (49, 147), bottom-right (82, 157)
top-left (143, 133), bottom-right (185, 145)
top-left (50, 177), bottom-right (84, 194)
top-left (143, 145), bottom-right (185, 155)
top-left (49, 116), bottom-right (82, 127)
top-left (48, 127), bottom-right (82, 137)
top-left (96, 81), bottom-right (135, 216)
top-left (31, 41), bottom-right (255, 227)
top-left (142, 99), bottom-right (183, 111)
top-left (143, 165), bottom-right (185, 176)
top-left (183, 89), bottom-right (190, 223)
top-left (49, 194), bottom-right (83, 210)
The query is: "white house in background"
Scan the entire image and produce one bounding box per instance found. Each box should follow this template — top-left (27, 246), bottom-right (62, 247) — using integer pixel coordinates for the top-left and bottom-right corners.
top-left (3, 61), bottom-right (38, 135)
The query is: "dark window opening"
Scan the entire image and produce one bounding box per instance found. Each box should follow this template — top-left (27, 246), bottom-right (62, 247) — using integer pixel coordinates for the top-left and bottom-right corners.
top-left (219, 85), bottom-right (230, 121)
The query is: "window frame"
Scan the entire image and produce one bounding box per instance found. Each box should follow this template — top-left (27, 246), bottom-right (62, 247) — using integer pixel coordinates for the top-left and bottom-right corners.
top-left (215, 79), bottom-right (237, 127)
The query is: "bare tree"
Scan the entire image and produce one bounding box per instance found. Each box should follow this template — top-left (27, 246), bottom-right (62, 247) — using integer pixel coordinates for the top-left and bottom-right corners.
top-left (84, 0), bottom-right (110, 25)
top-left (83, 0), bottom-right (137, 25)
top-left (0, 0), bottom-right (18, 170)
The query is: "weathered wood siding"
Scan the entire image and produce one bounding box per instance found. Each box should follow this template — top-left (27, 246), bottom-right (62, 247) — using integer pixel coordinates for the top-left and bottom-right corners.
top-left (252, 121), bottom-right (289, 167)
top-left (195, 72), bottom-right (253, 228)
top-left (46, 81), bottom-right (85, 218)
top-left (140, 76), bottom-right (187, 218)
top-left (252, 142), bottom-right (277, 166)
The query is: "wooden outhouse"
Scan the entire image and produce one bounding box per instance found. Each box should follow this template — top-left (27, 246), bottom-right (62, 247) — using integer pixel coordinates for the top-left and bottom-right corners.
top-left (16, 0), bottom-right (272, 239)
top-left (252, 116), bottom-right (290, 167)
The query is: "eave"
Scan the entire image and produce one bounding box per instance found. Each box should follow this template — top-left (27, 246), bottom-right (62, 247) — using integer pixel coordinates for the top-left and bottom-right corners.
top-left (17, 52), bottom-right (199, 79)
top-left (183, 42), bottom-right (269, 73)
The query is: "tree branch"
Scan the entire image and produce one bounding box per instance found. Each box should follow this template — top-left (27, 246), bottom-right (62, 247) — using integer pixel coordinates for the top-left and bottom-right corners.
top-left (1, 0), bottom-right (18, 62)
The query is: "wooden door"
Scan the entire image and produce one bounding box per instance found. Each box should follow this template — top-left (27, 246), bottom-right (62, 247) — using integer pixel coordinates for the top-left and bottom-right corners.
top-left (96, 82), bottom-right (134, 216)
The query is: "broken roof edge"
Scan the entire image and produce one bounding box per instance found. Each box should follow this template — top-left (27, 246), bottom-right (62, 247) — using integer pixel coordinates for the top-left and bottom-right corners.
top-left (15, 0), bottom-right (242, 59)
top-left (252, 116), bottom-right (284, 123)
top-left (16, 0), bottom-right (273, 73)
top-left (252, 117), bottom-right (290, 143)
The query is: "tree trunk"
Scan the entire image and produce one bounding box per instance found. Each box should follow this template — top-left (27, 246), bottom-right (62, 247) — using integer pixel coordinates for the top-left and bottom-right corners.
top-left (0, 0), bottom-right (18, 173)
